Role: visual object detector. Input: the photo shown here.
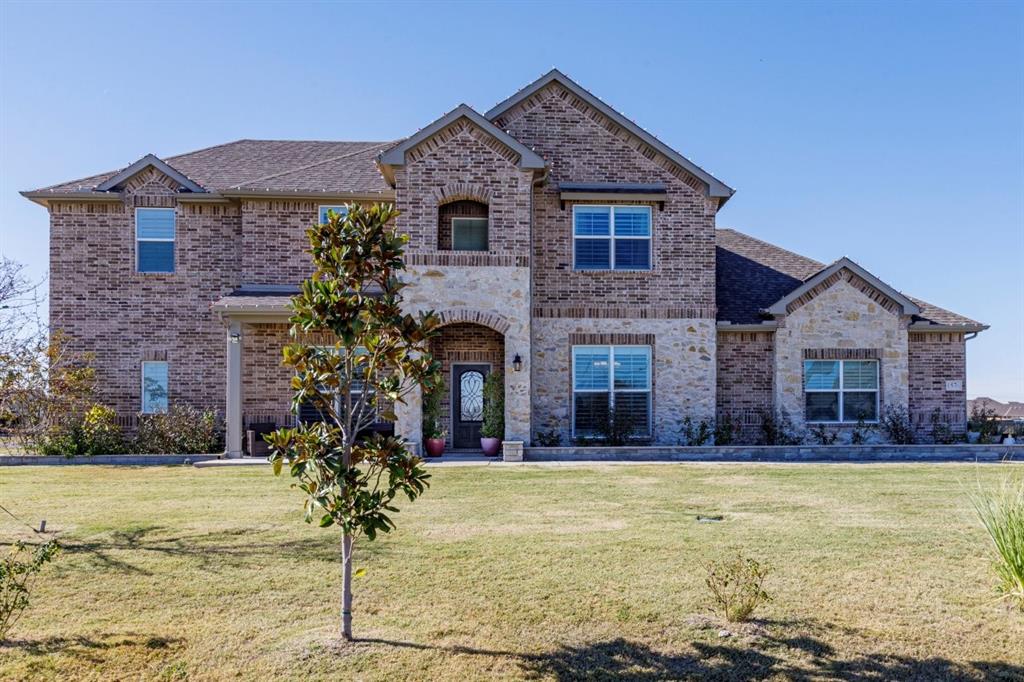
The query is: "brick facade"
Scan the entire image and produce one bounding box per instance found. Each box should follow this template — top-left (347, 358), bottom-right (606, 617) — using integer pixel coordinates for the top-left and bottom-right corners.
top-left (37, 72), bottom-right (977, 451)
top-left (716, 331), bottom-right (775, 442)
top-left (48, 169), bottom-right (240, 417)
top-left (908, 332), bottom-right (968, 439)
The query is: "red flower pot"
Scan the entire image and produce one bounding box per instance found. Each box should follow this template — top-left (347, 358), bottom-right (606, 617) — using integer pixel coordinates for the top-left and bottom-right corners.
top-left (480, 437), bottom-right (502, 457)
top-left (424, 438), bottom-right (446, 457)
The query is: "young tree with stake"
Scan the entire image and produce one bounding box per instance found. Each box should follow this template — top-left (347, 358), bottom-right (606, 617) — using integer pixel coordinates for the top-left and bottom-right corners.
top-left (266, 203), bottom-right (440, 641)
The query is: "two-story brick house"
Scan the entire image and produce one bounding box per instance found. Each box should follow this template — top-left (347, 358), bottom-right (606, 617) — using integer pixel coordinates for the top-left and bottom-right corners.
top-left (22, 69), bottom-right (986, 455)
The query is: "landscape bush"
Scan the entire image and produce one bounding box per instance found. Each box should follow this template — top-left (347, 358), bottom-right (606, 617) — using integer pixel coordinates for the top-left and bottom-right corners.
top-left (680, 417), bottom-right (713, 446)
top-left (880, 404), bottom-right (915, 444)
top-left (970, 473), bottom-right (1024, 610)
top-left (758, 409), bottom-right (803, 446)
top-left (703, 554), bottom-right (772, 622)
top-left (809, 423), bottom-right (838, 445)
top-left (134, 405), bottom-right (221, 454)
top-left (929, 407), bottom-right (960, 445)
top-left (969, 403), bottom-right (1002, 444)
top-left (535, 428), bottom-right (562, 447)
top-left (713, 414), bottom-right (735, 446)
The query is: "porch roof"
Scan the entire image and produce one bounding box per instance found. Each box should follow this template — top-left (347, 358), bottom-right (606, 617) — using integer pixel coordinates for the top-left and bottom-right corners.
top-left (212, 285), bottom-right (296, 319)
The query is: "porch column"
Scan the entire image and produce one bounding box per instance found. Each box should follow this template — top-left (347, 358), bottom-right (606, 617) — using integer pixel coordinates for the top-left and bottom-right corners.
top-left (225, 319), bottom-right (243, 458)
top-left (395, 381), bottom-right (422, 456)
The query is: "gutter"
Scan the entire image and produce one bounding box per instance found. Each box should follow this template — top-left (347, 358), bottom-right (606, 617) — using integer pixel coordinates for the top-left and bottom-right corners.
top-left (20, 190), bottom-right (124, 207)
top-left (907, 322), bottom-right (990, 334)
top-left (716, 322), bottom-right (778, 332)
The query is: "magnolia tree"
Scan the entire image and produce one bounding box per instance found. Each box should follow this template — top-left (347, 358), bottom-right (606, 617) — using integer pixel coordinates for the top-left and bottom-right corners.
top-left (266, 203), bottom-right (441, 641)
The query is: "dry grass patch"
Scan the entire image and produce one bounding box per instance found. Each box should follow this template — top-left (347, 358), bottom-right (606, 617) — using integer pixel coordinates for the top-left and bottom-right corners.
top-left (0, 463), bottom-right (1022, 680)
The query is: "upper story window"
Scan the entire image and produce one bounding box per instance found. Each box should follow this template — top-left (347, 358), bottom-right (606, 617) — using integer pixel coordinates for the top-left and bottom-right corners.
top-left (439, 199), bottom-right (489, 252)
top-left (136, 208), bottom-right (175, 273)
top-left (804, 359), bottom-right (879, 423)
top-left (141, 361), bottom-right (169, 413)
top-left (452, 217), bottom-right (489, 251)
top-left (573, 205), bottom-right (651, 271)
top-left (572, 345), bottom-right (652, 439)
top-left (319, 205), bottom-right (349, 223)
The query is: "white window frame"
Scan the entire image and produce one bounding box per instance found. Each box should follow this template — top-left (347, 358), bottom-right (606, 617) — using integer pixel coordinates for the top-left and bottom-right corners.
top-left (318, 205), bottom-right (349, 223)
top-left (451, 216), bottom-right (489, 251)
top-left (135, 207), bottom-right (175, 274)
top-left (571, 345), bottom-right (652, 439)
top-left (572, 205), bottom-right (652, 272)
top-left (804, 359), bottom-right (880, 424)
top-left (140, 360), bottom-right (169, 414)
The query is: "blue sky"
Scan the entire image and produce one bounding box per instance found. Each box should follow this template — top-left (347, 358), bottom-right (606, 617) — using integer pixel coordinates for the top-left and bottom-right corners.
top-left (1, 0), bottom-right (1021, 400)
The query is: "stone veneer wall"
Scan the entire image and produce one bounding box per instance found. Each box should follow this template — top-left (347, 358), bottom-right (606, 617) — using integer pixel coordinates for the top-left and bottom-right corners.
top-left (532, 318), bottom-right (715, 446)
top-left (396, 265), bottom-right (531, 444)
top-left (48, 167), bottom-right (241, 416)
top-left (908, 332), bottom-right (968, 439)
top-left (716, 331), bottom-right (775, 443)
top-left (774, 277), bottom-right (909, 434)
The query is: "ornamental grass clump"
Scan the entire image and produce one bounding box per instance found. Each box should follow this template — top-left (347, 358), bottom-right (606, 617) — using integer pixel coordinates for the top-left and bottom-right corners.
top-left (970, 474), bottom-right (1024, 610)
top-left (703, 554), bottom-right (772, 622)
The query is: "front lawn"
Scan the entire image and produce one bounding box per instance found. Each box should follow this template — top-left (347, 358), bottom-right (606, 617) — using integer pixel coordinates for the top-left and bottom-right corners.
top-left (1, 463), bottom-right (1021, 680)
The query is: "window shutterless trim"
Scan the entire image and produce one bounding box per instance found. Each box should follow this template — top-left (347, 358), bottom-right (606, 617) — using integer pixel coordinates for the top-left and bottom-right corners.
top-left (571, 345), bottom-right (652, 439)
top-left (451, 216), bottom-right (489, 251)
top-left (318, 205), bottom-right (349, 223)
top-left (804, 359), bottom-right (880, 423)
top-left (134, 207), bottom-right (175, 274)
top-left (571, 205), bottom-right (652, 271)
top-left (140, 360), bottom-right (169, 414)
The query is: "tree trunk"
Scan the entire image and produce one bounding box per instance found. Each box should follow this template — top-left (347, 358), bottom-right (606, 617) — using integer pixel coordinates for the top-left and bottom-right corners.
top-left (341, 531), bottom-right (353, 640)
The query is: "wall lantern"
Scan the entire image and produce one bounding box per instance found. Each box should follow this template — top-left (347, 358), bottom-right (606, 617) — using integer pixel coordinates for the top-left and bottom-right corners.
top-left (512, 353), bottom-right (523, 372)
top-left (229, 333), bottom-right (241, 344)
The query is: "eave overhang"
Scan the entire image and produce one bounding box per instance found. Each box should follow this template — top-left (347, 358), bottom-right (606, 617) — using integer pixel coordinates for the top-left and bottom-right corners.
top-left (765, 257), bottom-right (922, 317)
top-left (377, 104), bottom-right (546, 188)
top-left (558, 182), bottom-right (668, 208)
top-left (485, 69), bottom-right (735, 206)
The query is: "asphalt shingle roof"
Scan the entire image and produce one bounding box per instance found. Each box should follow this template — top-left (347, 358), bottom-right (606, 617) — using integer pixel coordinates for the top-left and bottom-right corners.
top-left (715, 228), bottom-right (983, 328)
top-left (36, 139), bottom-right (394, 194)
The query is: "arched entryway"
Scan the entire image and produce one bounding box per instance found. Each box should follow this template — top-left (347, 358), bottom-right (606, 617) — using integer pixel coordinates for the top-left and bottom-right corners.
top-left (429, 322), bottom-right (505, 450)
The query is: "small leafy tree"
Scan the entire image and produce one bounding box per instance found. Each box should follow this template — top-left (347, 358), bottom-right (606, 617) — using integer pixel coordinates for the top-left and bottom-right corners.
top-left (266, 204), bottom-right (440, 641)
top-left (714, 414), bottom-right (735, 446)
top-left (479, 372), bottom-right (504, 439)
top-left (1, 540), bottom-right (60, 640)
top-left (680, 416), bottom-right (713, 446)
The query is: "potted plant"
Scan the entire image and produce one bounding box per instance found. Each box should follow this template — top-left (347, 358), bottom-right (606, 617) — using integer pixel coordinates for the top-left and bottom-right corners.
top-left (480, 372), bottom-right (504, 457)
top-left (422, 377), bottom-right (446, 457)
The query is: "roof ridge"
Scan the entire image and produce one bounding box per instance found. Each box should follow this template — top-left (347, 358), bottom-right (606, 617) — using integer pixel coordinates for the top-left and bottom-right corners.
top-left (228, 142), bottom-right (392, 189)
top-left (717, 227), bottom-right (825, 269)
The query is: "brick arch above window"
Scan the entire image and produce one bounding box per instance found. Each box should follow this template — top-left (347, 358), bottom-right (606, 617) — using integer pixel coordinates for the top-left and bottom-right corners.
top-left (434, 309), bottom-right (511, 336)
top-left (432, 182), bottom-right (492, 207)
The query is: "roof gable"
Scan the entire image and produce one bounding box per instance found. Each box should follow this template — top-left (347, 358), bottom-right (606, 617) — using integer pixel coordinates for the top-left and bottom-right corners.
top-left (485, 69), bottom-right (734, 203)
top-left (766, 257), bottom-right (922, 317)
top-left (379, 104), bottom-right (545, 173)
top-left (96, 154), bottom-right (206, 193)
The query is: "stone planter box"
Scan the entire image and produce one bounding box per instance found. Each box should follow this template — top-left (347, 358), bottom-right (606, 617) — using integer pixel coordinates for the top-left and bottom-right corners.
top-left (0, 454), bottom-right (222, 466)
top-left (523, 444), bottom-right (1024, 462)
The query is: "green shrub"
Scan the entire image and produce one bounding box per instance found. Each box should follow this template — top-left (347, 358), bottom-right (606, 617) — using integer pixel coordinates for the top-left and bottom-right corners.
top-left (0, 539), bottom-right (60, 641)
top-left (135, 405), bottom-right (222, 454)
top-left (850, 417), bottom-right (873, 445)
top-left (479, 373), bottom-right (504, 439)
top-left (970, 474), bottom-right (1024, 610)
top-left (810, 423), bottom-right (838, 445)
top-left (714, 414), bottom-right (735, 446)
top-left (929, 408), bottom-right (960, 445)
top-left (81, 404), bottom-right (125, 455)
top-left (680, 417), bottom-right (713, 446)
top-left (704, 554), bottom-right (772, 622)
top-left (421, 376), bottom-right (446, 440)
top-left (969, 403), bottom-right (1001, 444)
top-left (758, 409), bottom-right (802, 446)
top-left (880, 404), bottom-right (915, 444)
top-left (535, 428), bottom-right (562, 446)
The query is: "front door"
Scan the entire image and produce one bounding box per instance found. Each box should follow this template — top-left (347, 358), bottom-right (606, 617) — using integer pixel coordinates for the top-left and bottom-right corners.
top-left (452, 364), bottom-right (489, 449)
